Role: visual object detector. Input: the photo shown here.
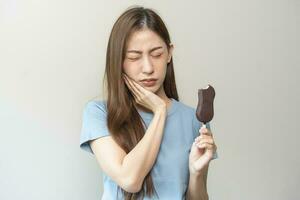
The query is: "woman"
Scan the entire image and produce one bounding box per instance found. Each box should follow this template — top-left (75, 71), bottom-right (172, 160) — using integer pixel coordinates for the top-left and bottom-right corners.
top-left (80, 6), bottom-right (218, 200)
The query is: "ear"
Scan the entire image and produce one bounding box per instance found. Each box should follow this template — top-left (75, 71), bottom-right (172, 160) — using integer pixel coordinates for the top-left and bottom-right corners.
top-left (167, 43), bottom-right (174, 63)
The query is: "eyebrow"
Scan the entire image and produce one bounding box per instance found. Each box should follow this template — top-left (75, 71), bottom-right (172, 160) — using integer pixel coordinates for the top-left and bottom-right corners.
top-left (126, 46), bottom-right (163, 54)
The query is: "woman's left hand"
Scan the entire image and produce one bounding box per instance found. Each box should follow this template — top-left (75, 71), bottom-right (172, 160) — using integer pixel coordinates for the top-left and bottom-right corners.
top-left (189, 126), bottom-right (217, 175)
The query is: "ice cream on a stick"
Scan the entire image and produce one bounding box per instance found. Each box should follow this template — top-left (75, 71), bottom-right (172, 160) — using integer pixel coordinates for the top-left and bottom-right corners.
top-left (196, 84), bottom-right (215, 129)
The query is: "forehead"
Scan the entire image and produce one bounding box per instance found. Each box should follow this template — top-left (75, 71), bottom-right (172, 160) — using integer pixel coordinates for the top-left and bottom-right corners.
top-left (126, 28), bottom-right (166, 50)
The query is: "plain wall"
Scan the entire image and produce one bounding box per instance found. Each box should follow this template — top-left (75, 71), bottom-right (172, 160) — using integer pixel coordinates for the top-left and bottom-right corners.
top-left (0, 0), bottom-right (299, 199)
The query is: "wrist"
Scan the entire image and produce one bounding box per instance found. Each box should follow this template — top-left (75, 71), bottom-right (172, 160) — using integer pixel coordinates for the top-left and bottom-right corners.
top-left (189, 163), bottom-right (209, 177)
top-left (154, 105), bottom-right (167, 115)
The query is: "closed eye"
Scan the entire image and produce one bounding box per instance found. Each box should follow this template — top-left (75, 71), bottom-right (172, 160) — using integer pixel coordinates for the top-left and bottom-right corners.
top-left (127, 57), bottom-right (140, 61)
top-left (152, 53), bottom-right (162, 58)
top-left (126, 53), bottom-right (163, 61)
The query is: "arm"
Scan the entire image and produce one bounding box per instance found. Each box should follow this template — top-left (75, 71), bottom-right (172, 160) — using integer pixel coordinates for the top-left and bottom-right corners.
top-left (186, 164), bottom-right (209, 200)
top-left (90, 107), bottom-right (167, 193)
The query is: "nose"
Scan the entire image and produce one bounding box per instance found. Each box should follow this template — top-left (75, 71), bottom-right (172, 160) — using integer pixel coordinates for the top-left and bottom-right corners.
top-left (141, 55), bottom-right (154, 74)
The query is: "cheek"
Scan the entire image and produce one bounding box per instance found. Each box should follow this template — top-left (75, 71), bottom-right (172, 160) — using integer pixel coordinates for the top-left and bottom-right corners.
top-left (152, 57), bottom-right (169, 70)
top-left (122, 61), bottom-right (139, 77)
top-left (161, 68), bottom-right (168, 81)
top-left (122, 60), bottom-right (133, 73)
top-left (156, 65), bottom-right (168, 82)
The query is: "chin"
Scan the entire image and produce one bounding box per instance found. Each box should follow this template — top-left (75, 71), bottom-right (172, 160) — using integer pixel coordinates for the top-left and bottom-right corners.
top-left (142, 84), bottom-right (157, 92)
top-left (147, 87), bottom-right (157, 92)
top-left (153, 84), bottom-right (163, 94)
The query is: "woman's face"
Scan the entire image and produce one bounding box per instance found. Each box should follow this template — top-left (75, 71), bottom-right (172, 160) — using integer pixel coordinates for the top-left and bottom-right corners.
top-left (123, 28), bottom-right (173, 94)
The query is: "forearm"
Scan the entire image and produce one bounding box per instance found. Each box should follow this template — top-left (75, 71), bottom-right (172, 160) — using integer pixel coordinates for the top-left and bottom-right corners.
top-left (186, 165), bottom-right (209, 200)
top-left (122, 107), bottom-right (167, 186)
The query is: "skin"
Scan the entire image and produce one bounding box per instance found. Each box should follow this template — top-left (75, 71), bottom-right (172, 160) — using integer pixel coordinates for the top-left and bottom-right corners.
top-left (122, 27), bottom-right (217, 199)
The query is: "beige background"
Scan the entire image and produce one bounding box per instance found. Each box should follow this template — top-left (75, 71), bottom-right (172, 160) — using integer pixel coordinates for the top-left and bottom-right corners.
top-left (0, 0), bottom-right (299, 199)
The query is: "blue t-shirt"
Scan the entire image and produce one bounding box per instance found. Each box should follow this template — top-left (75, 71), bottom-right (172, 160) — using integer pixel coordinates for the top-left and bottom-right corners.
top-left (80, 98), bottom-right (218, 200)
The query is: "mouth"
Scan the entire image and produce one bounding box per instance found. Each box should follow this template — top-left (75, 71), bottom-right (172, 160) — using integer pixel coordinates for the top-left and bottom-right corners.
top-left (140, 79), bottom-right (157, 87)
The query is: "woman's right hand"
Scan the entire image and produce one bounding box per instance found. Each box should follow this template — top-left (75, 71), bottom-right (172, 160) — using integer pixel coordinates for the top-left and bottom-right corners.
top-left (123, 73), bottom-right (167, 113)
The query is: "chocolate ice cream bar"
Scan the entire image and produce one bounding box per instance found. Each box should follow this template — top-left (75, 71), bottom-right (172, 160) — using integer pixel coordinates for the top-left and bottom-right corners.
top-left (196, 84), bottom-right (215, 128)
top-left (196, 84), bottom-right (218, 159)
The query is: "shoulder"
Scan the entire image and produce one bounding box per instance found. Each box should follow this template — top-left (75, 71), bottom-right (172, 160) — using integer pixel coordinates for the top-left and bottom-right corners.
top-left (80, 99), bottom-right (110, 153)
top-left (174, 99), bottom-right (204, 132)
top-left (174, 99), bottom-right (197, 117)
top-left (174, 99), bottom-right (199, 124)
top-left (83, 99), bottom-right (108, 114)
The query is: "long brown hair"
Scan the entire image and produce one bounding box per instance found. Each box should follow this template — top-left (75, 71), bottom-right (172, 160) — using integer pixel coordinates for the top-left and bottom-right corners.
top-left (103, 6), bottom-right (179, 199)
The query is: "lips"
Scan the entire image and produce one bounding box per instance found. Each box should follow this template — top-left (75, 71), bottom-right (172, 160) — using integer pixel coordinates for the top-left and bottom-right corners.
top-left (140, 79), bottom-right (157, 87)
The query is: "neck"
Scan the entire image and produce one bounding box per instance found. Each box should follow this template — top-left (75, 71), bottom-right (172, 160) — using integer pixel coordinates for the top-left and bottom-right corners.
top-left (156, 85), bottom-right (172, 109)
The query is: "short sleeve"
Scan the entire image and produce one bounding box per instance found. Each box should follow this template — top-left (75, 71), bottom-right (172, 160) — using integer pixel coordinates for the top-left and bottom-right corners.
top-left (192, 110), bottom-right (218, 160)
top-left (79, 100), bottom-right (110, 154)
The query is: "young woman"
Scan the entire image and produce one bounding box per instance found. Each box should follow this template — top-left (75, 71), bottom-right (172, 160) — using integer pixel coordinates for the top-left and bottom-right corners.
top-left (80, 6), bottom-right (218, 200)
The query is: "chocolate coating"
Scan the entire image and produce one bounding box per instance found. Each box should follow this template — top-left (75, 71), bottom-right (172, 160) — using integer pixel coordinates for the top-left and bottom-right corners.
top-left (196, 84), bottom-right (215, 123)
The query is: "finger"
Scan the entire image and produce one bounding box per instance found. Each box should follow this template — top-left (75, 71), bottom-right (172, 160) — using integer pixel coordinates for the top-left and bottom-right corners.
top-left (124, 75), bottom-right (140, 97)
top-left (123, 76), bottom-right (135, 96)
top-left (199, 126), bottom-right (209, 133)
top-left (199, 141), bottom-right (217, 151)
top-left (124, 74), bottom-right (149, 94)
top-left (195, 134), bottom-right (212, 142)
top-left (128, 78), bottom-right (144, 98)
top-left (195, 138), bottom-right (214, 146)
top-left (195, 135), bottom-right (204, 143)
top-left (126, 77), bottom-right (149, 100)
top-left (199, 128), bottom-right (213, 136)
top-left (124, 76), bottom-right (143, 100)
top-left (124, 76), bottom-right (139, 100)
top-left (197, 142), bottom-right (214, 150)
top-left (197, 138), bottom-right (214, 145)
